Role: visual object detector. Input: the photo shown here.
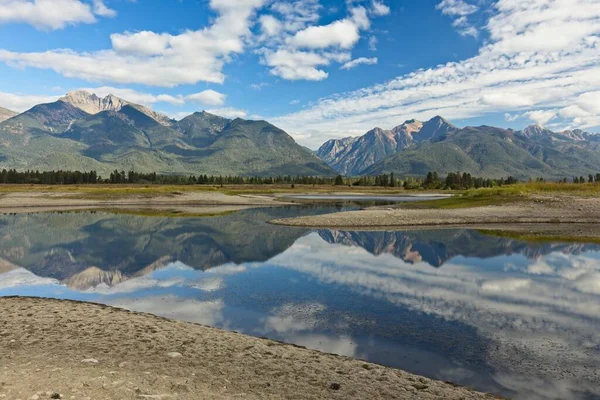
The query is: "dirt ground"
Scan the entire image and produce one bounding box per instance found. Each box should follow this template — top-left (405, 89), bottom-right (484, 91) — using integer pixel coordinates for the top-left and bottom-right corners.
top-left (0, 190), bottom-right (288, 214)
top-left (271, 195), bottom-right (600, 235)
top-left (0, 297), bottom-right (496, 400)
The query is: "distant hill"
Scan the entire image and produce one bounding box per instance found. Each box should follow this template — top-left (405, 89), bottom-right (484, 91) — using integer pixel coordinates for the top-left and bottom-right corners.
top-left (0, 107), bottom-right (16, 123)
top-left (317, 116), bottom-right (600, 179)
top-left (0, 91), bottom-right (334, 177)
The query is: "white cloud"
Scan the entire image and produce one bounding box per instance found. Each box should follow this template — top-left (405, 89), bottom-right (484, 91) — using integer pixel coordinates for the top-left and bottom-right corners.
top-left (287, 19), bottom-right (361, 49)
top-left (78, 86), bottom-right (186, 106)
top-left (273, 0), bottom-right (600, 147)
top-left (368, 35), bottom-right (378, 51)
top-left (436, 0), bottom-right (479, 37)
top-left (0, 86), bottom-right (232, 113)
top-left (258, 3), bottom-right (385, 81)
top-left (0, 0), bottom-right (387, 84)
top-left (250, 82), bottom-right (269, 90)
top-left (436, 0), bottom-right (477, 17)
top-left (205, 107), bottom-right (248, 119)
top-left (0, 0), bottom-right (267, 86)
top-left (0, 91), bottom-right (60, 112)
top-left (186, 89), bottom-right (227, 106)
top-left (0, 0), bottom-right (92, 30)
top-left (0, 0), bottom-right (115, 30)
top-left (263, 49), bottom-right (331, 81)
top-left (259, 14), bottom-right (282, 37)
top-left (92, 0), bottom-right (116, 18)
top-left (525, 110), bottom-right (557, 126)
top-left (341, 57), bottom-right (378, 70)
top-left (576, 91), bottom-right (600, 114)
top-left (371, 1), bottom-right (390, 17)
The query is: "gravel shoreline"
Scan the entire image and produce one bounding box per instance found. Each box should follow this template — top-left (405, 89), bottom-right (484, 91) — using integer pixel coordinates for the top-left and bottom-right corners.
top-left (0, 297), bottom-right (496, 399)
top-left (270, 195), bottom-right (600, 236)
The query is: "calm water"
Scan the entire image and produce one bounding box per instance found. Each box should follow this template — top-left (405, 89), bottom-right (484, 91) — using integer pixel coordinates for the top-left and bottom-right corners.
top-left (0, 207), bottom-right (599, 400)
top-left (286, 194), bottom-right (447, 205)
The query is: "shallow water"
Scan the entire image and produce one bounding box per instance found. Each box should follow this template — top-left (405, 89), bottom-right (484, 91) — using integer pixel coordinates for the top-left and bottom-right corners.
top-left (285, 194), bottom-right (447, 205)
top-left (0, 206), bottom-right (598, 400)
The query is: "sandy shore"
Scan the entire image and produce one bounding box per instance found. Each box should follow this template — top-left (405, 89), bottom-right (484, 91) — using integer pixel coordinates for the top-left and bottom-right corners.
top-left (271, 195), bottom-right (600, 233)
top-left (0, 297), bottom-right (494, 400)
top-left (0, 190), bottom-right (288, 214)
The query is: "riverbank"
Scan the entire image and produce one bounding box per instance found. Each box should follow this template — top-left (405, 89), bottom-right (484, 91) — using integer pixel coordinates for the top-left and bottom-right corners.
top-left (0, 184), bottom-right (439, 214)
top-left (0, 297), bottom-right (494, 400)
top-left (0, 187), bottom-right (288, 214)
top-left (271, 194), bottom-right (600, 238)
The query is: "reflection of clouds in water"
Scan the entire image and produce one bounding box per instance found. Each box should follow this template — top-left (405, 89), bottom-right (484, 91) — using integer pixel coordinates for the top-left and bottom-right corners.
top-left (206, 264), bottom-right (247, 275)
top-left (263, 302), bottom-right (326, 334)
top-left (81, 262), bottom-right (228, 294)
top-left (283, 334), bottom-right (358, 359)
top-left (259, 302), bottom-right (361, 360)
top-left (0, 268), bottom-right (58, 289)
top-left (107, 295), bottom-right (226, 327)
top-left (267, 233), bottom-right (600, 400)
top-left (481, 278), bottom-right (531, 292)
top-left (190, 277), bottom-right (224, 292)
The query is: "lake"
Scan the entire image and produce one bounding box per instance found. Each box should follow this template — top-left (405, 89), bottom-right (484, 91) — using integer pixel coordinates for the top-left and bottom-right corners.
top-left (0, 206), bottom-right (598, 400)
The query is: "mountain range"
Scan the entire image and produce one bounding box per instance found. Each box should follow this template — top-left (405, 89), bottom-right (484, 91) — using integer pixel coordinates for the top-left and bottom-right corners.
top-left (317, 117), bottom-right (600, 179)
top-left (0, 91), bottom-right (333, 177)
top-left (2, 91), bottom-right (600, 179)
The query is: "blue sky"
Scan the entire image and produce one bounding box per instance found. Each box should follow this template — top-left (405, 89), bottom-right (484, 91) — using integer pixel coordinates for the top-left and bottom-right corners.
top-left (0, 0), bottom-right (599, 148)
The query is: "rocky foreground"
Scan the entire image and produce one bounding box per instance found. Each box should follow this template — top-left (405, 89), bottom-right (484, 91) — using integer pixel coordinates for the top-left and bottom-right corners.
top-left (0, 297), bottom-right (497, 400)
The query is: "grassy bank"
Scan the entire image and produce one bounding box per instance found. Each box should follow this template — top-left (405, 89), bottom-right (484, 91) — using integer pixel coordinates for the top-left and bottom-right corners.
top-left (0, 184), bottom-right (433, 199)
top-left (408, 182), bottom-right (600, 209)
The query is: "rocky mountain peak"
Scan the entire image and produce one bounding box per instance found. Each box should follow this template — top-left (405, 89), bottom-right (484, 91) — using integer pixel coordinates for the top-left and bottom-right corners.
top-left (393, 120), bottom-right (423, 136)
top-left (60, 90), bottom-right (173, 126)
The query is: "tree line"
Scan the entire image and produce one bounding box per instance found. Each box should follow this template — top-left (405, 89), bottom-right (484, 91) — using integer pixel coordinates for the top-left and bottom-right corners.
top-left (1, 169), bottom-right (599, 188)
top-left (346, 172), bottom-right (519, 190)
top-left (0, 169), bottom-right (350, 186)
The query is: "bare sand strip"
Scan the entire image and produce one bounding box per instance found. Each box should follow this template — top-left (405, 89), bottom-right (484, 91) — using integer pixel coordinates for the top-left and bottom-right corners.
top-left (0, 297), bottom-right (495, 400)
top-left (0, 191), bottom-right (288, 214)
top-left (270, 196), bottom-right (600, 233)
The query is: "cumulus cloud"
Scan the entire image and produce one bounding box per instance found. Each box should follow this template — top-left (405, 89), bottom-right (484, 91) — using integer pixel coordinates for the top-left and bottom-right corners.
top-left (0, 0), bottom-right (267, 86)
top-left (0, 0), bottom-right (114, 30)
top-left (258, 3), bottom-right (385, 80)
top-left (371, 1), bottom-right (390, 17)
top-left (0, 0), bottom-right (387, 85)
top-left (262, 49), bottom-right (331, 81)
top-left (273, 0), bottom-right (600, 147)
top-left (524, 110), bottom-right (557, 126)
top-left (287, 19), bottom-right (362, 49)
top-left (185, 89), bottom-right (227, 106)
top-left (341, 57), bottom-right (378, 70)
top-left (92, 0), bottom-right (116, 18)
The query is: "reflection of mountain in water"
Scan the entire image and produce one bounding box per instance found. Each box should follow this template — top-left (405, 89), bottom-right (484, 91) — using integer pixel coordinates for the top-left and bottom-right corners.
top-left (0, 207), bottom-right (323, 288)
top-left (318, 230), bottom-right (600, 267)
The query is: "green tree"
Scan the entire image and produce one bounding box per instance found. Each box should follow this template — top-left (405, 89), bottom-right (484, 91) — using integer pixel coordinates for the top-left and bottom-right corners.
top-left (334, 175), bottom-right (344, 185)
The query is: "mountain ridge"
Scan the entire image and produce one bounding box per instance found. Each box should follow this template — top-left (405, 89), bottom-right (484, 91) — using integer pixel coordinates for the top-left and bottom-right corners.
top-left (317, 116), bottom-right (600, 179)
top-left (0, 93), bottom-right (335, 177)
top-left (60, 91), bottom-right (174, 127)
top-left (316, 116), bottom-right (457, 176)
